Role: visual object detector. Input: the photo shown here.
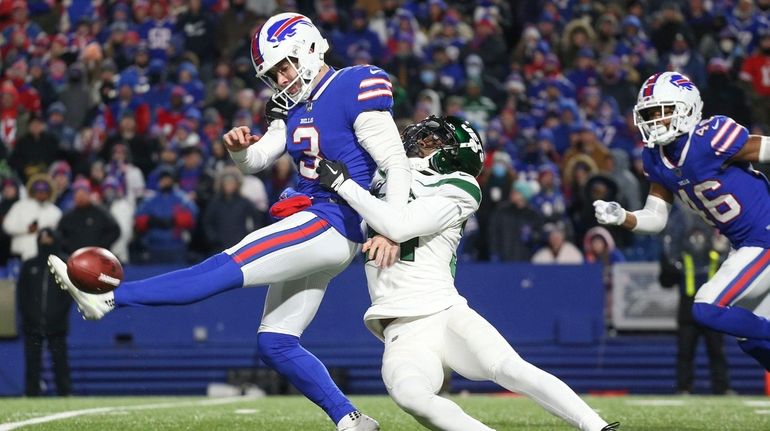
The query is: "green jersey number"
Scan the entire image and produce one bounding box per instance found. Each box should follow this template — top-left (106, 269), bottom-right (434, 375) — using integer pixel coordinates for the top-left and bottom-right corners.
top-left (399, 238), bottom-right (418, 261)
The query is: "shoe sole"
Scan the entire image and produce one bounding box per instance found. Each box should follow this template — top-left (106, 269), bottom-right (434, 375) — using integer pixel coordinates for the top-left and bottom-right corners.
top-left (47, 256), bottom-right (102, 320)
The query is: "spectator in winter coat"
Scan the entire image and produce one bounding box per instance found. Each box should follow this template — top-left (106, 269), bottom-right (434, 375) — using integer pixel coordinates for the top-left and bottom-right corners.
top-left (48, 161), bottom-right (74, 212)
top-left (9, 114), bottom-right (60, 183)
top-left (57, 178), bottom-right (121, 256)
top-left (177, 145), bottom-right (214, 210)
top-left (175, 0), bottom-right (217, 69)
top-left (583, 225), bottom-right (626, 288)
top-left (0, 80), bottom-right (29, 150)
top-left (101, 176), bottom-right (134, 263)
top-left (134, 166), bottom-right (198, 263)
top-left (531, 222), bottom-right (584, 264)
top-left (0, 178), bottom-right (20, 266)
top-left (202, 169), bottom-right (264, 253)
top-left (488, 184), bottom-right (543, 261)
top-left (18, 228), bottom-right (73, 396)
top-left (2, 175), bottom-right (61, 261)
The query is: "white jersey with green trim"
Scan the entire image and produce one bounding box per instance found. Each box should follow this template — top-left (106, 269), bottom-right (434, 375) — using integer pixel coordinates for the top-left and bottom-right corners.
top-left (361, 168), bottom-right (481, 340)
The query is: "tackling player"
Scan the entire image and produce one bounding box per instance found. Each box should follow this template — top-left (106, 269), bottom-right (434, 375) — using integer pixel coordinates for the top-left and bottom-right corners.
top-left (594, 71), bottom-right (770, 371)
top-left (318, 116), bottom-right (620, 431)
top-left (48, 13), bottom-right (411, 431)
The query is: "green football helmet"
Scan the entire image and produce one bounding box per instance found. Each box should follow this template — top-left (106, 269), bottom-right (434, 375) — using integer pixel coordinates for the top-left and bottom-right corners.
top-left (402, 115), bottom-right (484, 176)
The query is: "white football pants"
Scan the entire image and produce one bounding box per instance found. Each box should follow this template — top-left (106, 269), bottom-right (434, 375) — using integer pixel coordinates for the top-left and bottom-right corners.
top-left (381, 303), bottom-right (609, 431)
top-left (695, 246), bottom-right (770, 317)
top-left (224, 211), bottom-right (358, 336)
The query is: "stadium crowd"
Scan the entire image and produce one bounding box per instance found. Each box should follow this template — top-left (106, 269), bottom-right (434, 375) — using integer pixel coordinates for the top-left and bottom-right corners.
top-left (0, 0), bottom-right (768, 271)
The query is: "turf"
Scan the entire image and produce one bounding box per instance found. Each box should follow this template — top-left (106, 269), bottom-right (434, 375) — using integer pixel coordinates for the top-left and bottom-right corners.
top-left (1, 394), bottom-right (769, 430)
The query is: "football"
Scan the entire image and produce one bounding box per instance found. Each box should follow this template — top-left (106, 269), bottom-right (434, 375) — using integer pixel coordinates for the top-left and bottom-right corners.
top-left (66, 247), bottom-right (124, 294)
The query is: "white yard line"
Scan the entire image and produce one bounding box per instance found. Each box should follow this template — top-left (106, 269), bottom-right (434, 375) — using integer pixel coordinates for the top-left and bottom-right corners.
top-left (0, 396), bottom-right (258, 431)
top-left (234, 409), bottom-right (258, 414)
top-left (744, 400), bottom-right (770, 407)
top-left (625, 399), bottom-right (686, 407)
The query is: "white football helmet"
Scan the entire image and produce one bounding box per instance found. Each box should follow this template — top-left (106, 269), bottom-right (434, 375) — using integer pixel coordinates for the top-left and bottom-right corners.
top-left (633, 71), bottom-right (703, 147)
top-left (251, 13), bottom-right (329, 110)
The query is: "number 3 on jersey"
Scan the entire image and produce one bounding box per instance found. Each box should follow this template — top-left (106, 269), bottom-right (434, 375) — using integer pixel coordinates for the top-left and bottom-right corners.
top-left (293, 125), bottom-right (321, 179)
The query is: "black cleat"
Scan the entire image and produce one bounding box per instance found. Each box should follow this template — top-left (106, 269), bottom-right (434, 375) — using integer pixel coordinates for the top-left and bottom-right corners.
top-left (601, 422), bottom-right (620, 430)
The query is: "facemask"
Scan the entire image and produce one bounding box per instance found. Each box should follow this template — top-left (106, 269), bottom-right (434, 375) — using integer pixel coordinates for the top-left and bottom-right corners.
top-left (420, 70), bottom-right (436, 86)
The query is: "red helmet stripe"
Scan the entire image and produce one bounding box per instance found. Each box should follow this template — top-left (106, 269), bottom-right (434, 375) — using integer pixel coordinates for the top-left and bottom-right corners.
top-left (251, 26), bottom-right (264, 66)
top-left (271, 15), bottom-right (304, 40)
top-left (642, 73), bottom-right (661, 97)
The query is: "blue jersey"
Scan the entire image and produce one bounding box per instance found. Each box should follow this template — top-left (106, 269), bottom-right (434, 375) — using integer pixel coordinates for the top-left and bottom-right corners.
top-left (642, 115), bottom-right (770, 248)
top-left (285, 65), bottom-right (394, 243)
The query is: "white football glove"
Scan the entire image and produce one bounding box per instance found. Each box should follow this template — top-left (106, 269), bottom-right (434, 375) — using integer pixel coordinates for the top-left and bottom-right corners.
top-left (593, 200), bottom-right (627, 225)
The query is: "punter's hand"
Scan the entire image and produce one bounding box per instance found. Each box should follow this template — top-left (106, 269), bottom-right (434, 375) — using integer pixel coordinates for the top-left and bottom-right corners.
top-left (223, 126), bottom-right (260, 152)
top-left (363, 235), bottom-right (399, 268)
top-left (265, 97), bottom-right (288, 123)
top-left (593, 200), bottom-right (627, 225)
top-left (317, 159), bottom-right (351, 192)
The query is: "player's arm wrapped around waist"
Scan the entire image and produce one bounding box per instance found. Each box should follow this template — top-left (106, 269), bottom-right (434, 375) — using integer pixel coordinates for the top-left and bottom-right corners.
top-left (228, 120), bottom-right (287, 174)
top-left (337, 180), bottom-right (460, 243)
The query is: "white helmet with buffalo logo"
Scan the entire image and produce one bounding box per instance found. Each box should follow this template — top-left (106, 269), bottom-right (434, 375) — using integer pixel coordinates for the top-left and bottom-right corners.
top-left (633, 71), bottom-right (703, 147)
top-left (251, 13), bottom-right (329, 110)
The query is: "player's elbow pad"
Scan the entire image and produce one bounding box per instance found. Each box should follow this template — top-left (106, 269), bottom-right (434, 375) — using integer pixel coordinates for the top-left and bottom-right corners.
top-left (630, 195), bottom-right (671, 234)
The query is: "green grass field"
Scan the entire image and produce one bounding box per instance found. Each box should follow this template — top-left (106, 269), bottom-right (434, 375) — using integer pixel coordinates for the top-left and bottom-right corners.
top-left (1, 394), bottom-right (769, 430)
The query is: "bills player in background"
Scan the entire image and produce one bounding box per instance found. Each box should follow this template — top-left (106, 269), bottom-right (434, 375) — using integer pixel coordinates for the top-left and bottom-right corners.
top-left (48, 13), bottom-right (411, 431)
top-left (318, 116), bottom-right (620, 431)
top-left (594, 71), bottom-right (770, 371)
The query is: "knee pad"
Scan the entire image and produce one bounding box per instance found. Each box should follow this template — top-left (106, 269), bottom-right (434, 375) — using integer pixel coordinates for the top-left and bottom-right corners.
top-left (494, 353), bottom-right (529, 382)
top-left (257, 332), bottom-right (299, 367)
top-left (388, 378), bottom-right (435, 416)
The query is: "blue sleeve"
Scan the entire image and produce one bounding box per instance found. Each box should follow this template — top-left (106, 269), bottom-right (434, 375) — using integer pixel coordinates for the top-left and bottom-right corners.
top-left (344, 66), bottom-right (394, 124)
top-left (641, 148), bottom-right (665, 186)
top-left (699, 115), bottom-right (749, 161)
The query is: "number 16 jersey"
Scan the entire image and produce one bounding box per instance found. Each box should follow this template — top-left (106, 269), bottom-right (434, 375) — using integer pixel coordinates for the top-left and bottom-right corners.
top-left (642, 115), bottom-right (770, 248)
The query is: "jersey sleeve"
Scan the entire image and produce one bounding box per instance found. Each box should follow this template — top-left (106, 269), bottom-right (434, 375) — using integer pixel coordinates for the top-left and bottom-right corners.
top-left (700, 115), bottom-right (749, 161)
top-left (640, 148), bottom-right (665, 185)
top-left (432, 173), bottom-right (482, 222)
top-left (344, 65), bottom-right (394, 123)
top-left (337, 175), bottom-right (476, 243)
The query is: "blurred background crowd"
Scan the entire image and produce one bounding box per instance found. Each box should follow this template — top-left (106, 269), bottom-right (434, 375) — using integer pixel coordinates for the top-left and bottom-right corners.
top-left (0, 0), bottom-right (767, 271)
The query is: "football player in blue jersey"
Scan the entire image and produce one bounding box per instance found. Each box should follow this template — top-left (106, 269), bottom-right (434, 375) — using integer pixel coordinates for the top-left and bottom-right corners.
top-left (47, 13), bottom-right (411, 431)
top-left (594, 71), bottom-right (770, 371)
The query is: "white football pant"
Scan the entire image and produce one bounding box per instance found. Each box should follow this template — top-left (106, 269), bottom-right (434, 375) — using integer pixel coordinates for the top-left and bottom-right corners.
top-left (381, 303), bottom-right (609, 431)
top-left (224, 211), bottom-right (358, 336)
top-left (695, 246), bottom-right (770, 317)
